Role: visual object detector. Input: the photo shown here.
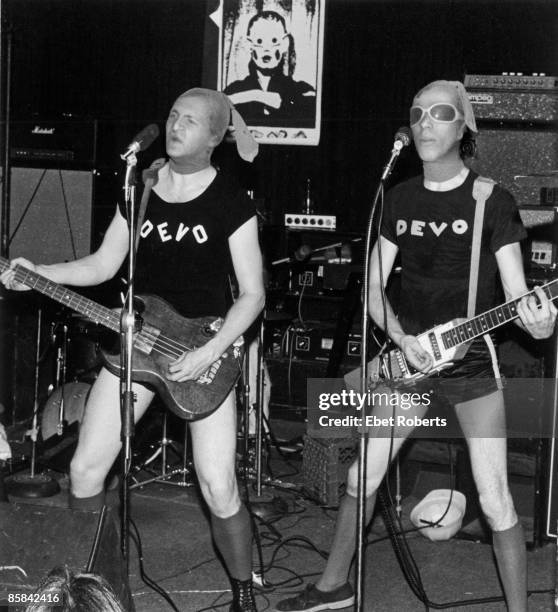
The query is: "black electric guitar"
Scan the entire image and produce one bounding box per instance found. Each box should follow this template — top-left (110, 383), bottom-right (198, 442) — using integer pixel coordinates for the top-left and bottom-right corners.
top-left (0, 257), bottom-right (244, 420)
top-left (375, 278), bottom-right (558, 383)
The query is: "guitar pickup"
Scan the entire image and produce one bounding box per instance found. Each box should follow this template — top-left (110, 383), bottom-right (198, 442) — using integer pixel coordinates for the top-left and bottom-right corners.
top-left (427, 332), bottom-right (442, 360)
top-left (197, 359), bottom-right (222, 385)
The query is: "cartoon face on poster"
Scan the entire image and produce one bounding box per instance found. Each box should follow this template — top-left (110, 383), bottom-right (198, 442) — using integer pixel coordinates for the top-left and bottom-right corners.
top-left (211, 0), bottom-right (325, 146)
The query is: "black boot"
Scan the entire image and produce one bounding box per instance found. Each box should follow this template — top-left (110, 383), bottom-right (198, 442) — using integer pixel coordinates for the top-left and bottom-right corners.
top-left (230, 577), bottom-right (257, 612)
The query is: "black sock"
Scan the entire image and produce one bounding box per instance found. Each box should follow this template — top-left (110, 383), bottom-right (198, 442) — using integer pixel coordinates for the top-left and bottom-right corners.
top-left (318, 491), bottom-right (376, 591)
top-left (492, 521), bottom-right (527, 612)
top-left (211, 504), bottom-right (252, 580)
top-left (69, 490), bottom-right (105, 512)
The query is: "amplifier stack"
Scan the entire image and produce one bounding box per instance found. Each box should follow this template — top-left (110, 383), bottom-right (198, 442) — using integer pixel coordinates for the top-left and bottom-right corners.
top-left (465, 72), bottom-right (558, 209)
top-left (465, 73), bottom-right (558, 274)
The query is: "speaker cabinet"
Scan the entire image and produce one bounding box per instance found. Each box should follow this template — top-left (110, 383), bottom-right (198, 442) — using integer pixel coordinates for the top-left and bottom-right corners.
top-left (469, 128), bottom-right (558, 206)
top-left (0, 502), bottom-right (133, 610)
top-left (8, 167), bottom-right (93, 264)
top-left (267, 357), bottom-right (327, 420)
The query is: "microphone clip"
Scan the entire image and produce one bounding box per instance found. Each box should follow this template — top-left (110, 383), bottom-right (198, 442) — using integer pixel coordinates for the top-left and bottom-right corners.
top-left (120, 124), bottom-right (160, 162)
top-left (120, 147), bottom-right (139, 162)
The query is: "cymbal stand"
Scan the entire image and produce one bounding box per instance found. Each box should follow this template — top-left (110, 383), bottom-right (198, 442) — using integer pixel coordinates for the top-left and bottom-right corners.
top-left (50, 319), bottom-right (69, 436)
top-left (7, 307), bottom-right (59, 497)
top-left (29, 308), bottom-right (42, 477)
top-left (130, 413), bottom-right (193, 489)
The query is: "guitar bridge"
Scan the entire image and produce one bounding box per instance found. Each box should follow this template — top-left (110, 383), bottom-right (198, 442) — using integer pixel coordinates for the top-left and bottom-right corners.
top-left (381, 349), bottom-right (411, 380)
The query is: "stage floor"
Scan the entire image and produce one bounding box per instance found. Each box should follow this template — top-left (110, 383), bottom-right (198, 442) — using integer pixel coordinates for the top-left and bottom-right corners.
top-left (2, 417), bottom-right (556, 612)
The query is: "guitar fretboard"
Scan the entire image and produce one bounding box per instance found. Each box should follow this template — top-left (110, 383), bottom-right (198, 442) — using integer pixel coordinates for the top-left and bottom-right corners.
top-left (0, 257), bottom-right (119, 332)
top-left (442, 279), bottom-right (558, 349)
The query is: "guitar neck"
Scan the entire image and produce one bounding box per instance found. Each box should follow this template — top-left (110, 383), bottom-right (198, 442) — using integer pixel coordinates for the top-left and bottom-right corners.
top-left (0, 257), bottom-right (119, 332)
top-left (442, 279), bottom-right (558, 349)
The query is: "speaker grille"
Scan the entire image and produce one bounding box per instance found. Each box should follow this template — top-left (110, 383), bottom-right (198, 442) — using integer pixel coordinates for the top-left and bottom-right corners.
top-left (9, 167), bottom-right (93, 263)
top-left (468, 128), bottom-right (558, 206)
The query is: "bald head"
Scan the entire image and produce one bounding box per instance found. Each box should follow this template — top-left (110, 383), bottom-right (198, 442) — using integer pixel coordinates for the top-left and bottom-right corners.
top-left (176, 88), bottom-right (231, 143)
top-left (413, 80), bottom-right (477, 133)
top-left (173, 88), bottom-right (258, 162)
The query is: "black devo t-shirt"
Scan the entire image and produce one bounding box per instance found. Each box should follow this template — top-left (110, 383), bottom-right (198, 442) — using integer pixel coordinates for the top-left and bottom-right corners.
top-left (381, 170), bottom-right (526, 334)
top-left (120, 171), bottom-right (255, 318)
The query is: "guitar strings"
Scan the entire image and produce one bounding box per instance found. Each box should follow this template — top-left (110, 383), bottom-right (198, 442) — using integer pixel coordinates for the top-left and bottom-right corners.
top-left (5, 259), bottom-right (558, 368)
top-left (10, 264), bottom-right (202, 361)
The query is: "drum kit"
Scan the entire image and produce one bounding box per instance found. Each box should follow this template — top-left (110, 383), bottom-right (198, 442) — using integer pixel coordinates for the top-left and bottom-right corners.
top-left (8, 307), bottom-right (109, 496)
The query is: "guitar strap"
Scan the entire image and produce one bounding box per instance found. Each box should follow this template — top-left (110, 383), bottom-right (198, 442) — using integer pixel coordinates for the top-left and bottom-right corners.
top-left (469, 175), bottom-right (502, 384)
top-left (134, 157), bottom-right (167, 254)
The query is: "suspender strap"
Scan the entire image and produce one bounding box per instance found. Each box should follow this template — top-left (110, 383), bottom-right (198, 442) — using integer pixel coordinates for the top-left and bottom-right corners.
top-left (468, 176), bottom-right (502, 387)
top-left (134, 158), bottom-right (166, 254)
top-left (467, 176), bottom-right (495, 318)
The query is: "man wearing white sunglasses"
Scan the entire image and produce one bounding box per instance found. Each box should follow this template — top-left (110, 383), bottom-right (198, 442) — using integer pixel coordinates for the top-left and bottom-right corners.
top-left (275, 80), bottom-right (556, 612)
top-left (224, 10), bottom-right (316, 127)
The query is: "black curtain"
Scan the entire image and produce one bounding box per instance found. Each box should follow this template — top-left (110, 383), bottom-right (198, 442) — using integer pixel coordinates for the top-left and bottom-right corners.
top-left (5, 0), bottom-right (558, 230)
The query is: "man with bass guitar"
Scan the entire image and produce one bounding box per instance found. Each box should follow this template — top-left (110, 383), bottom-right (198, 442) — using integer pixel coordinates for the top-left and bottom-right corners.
top-left (276, 81), bottom-right (556, 612)
top-left (1, 88), bottom-right (264, 612)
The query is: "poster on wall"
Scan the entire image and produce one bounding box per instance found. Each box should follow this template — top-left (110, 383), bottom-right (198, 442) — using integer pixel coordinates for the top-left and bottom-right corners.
top-left (209, 0), bottom-right (325, 146)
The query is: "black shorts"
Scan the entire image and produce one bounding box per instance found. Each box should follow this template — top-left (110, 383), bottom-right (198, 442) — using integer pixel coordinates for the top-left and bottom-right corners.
top-left (427, 336), bottom-right (501, 405)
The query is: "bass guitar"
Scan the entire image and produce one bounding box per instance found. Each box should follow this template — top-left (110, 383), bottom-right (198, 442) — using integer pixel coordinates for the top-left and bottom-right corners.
top-left (0, 256), bottom-right (244, 419)
top-left (375, 278), bottom-right (558, 383)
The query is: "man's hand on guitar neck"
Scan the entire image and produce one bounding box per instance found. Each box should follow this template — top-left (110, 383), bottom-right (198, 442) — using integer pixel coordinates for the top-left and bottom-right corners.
top-left (399, 334), bottom-right (433, 373)
top-left (0, 257), bottom-right (36, 292)
top-left (516, 285), bottom-right (557, 340)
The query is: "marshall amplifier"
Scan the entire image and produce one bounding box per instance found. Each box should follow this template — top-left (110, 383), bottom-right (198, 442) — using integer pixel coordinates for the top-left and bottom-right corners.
top-left (10, 120), bottom-right (97, 168)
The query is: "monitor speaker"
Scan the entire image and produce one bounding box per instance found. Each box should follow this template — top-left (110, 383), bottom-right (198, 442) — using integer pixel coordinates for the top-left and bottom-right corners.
top-left (8, 167), bottom-right (94, 264)
top-left (0, 502), bottom-right (134, 609)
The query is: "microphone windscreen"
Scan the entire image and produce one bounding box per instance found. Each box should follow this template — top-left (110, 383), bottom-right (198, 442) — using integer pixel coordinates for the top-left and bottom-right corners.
top-left (136, 124), bottom-right (160, 151)
top-left (395, 126), bottom-right (412, 146)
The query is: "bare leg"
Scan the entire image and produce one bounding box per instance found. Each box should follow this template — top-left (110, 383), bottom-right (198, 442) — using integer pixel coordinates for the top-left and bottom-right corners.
top-left (190, 392), bottom-right (256, 609)
top-left (317, 390), bottom-right (429, 592)
top-left (455, 390), bottom-right (527, 612)
top-left (189, 391), bottom-right (241, 518)
top-left (70, 367), bottom-right (154, 502)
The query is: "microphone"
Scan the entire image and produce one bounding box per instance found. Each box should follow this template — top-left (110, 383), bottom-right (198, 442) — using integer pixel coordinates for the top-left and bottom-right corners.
top-left (120, 124), bottom-right (160, 160)
top-left (295, 244), bottom-right (352, 264)
top-left (271, 238), bottom-right (361, 266)
top-left (393, 126), bottom-right (412, 150)
top-left (381, 126), bottom-right (411, 181)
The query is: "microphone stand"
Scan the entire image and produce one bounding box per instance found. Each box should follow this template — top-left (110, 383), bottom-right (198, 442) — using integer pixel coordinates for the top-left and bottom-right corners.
top-left (354, 139), bottom-right (405, 612)
top-left (120, 153), bottom-right (138, 568)
top-left (0, 14), bottom-right (13, 259)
